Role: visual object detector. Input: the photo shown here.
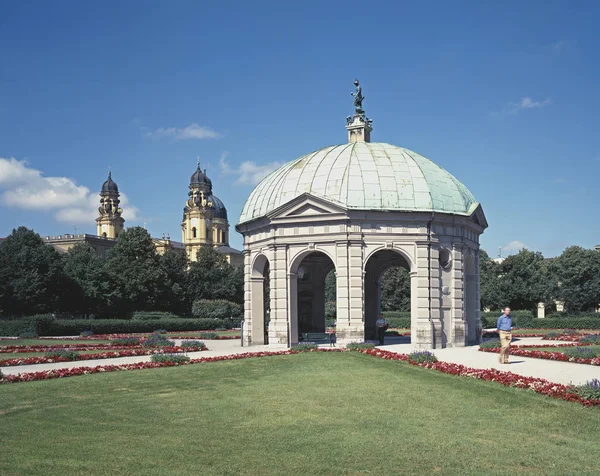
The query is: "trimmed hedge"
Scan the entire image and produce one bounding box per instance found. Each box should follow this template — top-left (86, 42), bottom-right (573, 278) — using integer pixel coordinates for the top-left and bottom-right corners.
top-left (0, 315), bottom-right (55, 337)
top-left (386, 318), bottom-right (411, 329)
top-left (0, 317), bottom-right (238, 337)
top-left (132, 311), bottom-right (182, 320)
top-left (191, 299), bottom-right (242, 320)
top-left (382, 311), bottom-right (411, 320)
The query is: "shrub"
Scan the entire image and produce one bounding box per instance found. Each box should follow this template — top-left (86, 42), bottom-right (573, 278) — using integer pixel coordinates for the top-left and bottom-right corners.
top-left (153, 329), bottom-right (168, 334)
top-left (150, 354), bottom-right (191, 364)
top-left (111, 337), bottom-right (141, 346)
top-left (346, 343), bottom-right (375, 350)
top-left (479, 339), bottom-right (501, 349)
top-left (197, 332), bottom-right (218, 340)
top-left (19, 330), bottom-right (38, 339)
top-left (191, 300), bottom-right (242, 320)
top-left (408, 350), bottom-right (438, 364)
top-left (142, 333), bottom-right (175, 348)
top-left (546, 331), bottom-right (560, 338)
top-left (562, 347), bottom-right (599, 359)
top-left (325, 319), bottom-right (336, 328)
top-left (385, 318), bottom-right (411, 329)
top-left (80, 330), bottom-right (94, 337)
top-left (574, 379), bottom-right (600, 400)
top-left (45, 350), bottom-right (78, 360)
top-left (180, 340), bottom-right (207, 350)
top-left (580, 334), bottom-right (600, 344)
top-left (132, 311), bottom-right (182, 320)
top-left (325, 301), bottom-right (336, 319)
top-left (0, 314), bottom-right (55, 337)
top-left (293, 343), bottom-right (318, 351)
top-left (35, 318), bottom-right (231, 336)
top-left (563, 329), bottom-right (578, 335)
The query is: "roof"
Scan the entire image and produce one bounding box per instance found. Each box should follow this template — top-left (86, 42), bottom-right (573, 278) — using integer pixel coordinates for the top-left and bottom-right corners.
top-left (101, 172), bottom-right (119, 193)
top-left (215, 245), bottom-right (242, 255)
top-left (238, 142), bottom-right (480, 224)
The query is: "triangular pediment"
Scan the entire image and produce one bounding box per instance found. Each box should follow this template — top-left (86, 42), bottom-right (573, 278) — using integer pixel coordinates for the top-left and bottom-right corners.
top-left (267, 193), bottom-right (347, 221)
top-left (470, 204), bottom-right (488, 230)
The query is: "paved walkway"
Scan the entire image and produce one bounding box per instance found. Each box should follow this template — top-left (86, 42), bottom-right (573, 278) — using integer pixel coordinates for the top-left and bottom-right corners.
top-left (2, 337), bottom-right (598, 386)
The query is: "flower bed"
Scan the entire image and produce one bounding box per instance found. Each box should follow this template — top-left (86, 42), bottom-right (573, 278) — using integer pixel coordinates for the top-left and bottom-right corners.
top-left (479, 346), bottom-right (600, 366)
top-left (1, 347), bottom-right (598, 408)
top-left (0, 345), bottom-right (207, 367)
top-left (0, 344), bottom-right (137, 353)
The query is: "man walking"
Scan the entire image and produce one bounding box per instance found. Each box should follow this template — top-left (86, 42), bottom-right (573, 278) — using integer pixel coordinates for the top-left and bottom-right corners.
top-left (375, 314), bottom-right (388, 346)
top-left (496, 307), bottom-right (513, 364)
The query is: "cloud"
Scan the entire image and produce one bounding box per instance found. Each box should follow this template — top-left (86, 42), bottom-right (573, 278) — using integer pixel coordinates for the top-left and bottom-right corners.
top-left (550, 40), bottom-right (569, 56)
top-left (219, 152), bottom-right (282, 186)
top-left (492, 97), bottom-right (552, 116)
top-left (501, 240), bottom-right (527, 255)
top-left (0, 157), bottom-right (139, 225)
top-left (145, 123), bottom-right (221, 140)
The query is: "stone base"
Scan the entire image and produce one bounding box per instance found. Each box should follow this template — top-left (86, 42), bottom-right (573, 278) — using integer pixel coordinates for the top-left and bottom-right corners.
top-left (335, 326), bottom-right (365, 346)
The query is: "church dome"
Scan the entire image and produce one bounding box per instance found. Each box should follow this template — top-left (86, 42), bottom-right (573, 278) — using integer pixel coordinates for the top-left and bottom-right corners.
top-left (210, 194), bottom-right (228, 220)
top-left (238, 142), bottom-right (479, 224)
top-left (101, 172), bottom-right (118, 193)
top-left (190, 165), bottom-right (212, 189)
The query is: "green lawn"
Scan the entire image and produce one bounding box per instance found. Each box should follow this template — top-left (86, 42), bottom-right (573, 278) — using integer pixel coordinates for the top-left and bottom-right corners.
top-left (1, 352), bottom-right (599, 476)
top-left (0, 349), bottom-right (116, 362)
top-left (527, 345), bottom-right (600, 355)
top-left (0, 338), bottom-right (112, 347)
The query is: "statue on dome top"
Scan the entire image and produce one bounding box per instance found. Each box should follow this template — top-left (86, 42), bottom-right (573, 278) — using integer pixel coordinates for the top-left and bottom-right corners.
top-left (351, 79), bottom-right (365, 115)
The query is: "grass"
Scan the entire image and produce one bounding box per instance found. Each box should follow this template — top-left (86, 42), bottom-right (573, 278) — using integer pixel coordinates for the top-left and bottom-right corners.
top-left (527, 345), bottom-right (600, 355)
top-left (0, 339), bottom-right (112, 347)
top-left (1, 352), bottom-right (600, 475)
top-left (0, 349), bottom-right (115, 362)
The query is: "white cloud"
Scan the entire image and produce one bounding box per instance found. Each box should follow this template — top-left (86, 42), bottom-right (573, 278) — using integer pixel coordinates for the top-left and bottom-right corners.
top-left (501, 240), bottom-right (527, 255)
top-left (146, 123), bottom-right (221, 140)
top-left (492, 97), bottom-right (552, 117)
top-left (219, 152), bottom-right (282, 186)
top-left (0, 157), bottom-right (139, 225)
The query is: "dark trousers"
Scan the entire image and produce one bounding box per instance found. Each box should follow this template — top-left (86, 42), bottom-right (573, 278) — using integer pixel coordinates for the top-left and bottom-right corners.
top-left (377, 327), bottom-right (386, 345)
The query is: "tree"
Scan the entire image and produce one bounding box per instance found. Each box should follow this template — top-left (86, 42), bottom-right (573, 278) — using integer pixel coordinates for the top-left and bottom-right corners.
top-left (0, 226), bottom-right (66, 316)
top-left (187, 247), bottom-right (243, 304)
top-left (105, 227), bottom-right (165, 314)
top-left (156, 249), bottom-right (189, 314)
top-left (380, 267), bottom-right (411, 311)
top-left (63, 242), bottom-right (110, 317)
top-left (551, 246), bottom-right (600, 312)
top-left (497, 249), bottom-right (551, 311)
top-left (479, 249), bottom-right (503, 311)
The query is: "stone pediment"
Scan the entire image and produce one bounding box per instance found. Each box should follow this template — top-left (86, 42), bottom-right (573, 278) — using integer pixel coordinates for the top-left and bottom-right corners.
top-left (267, 193), bottom-right (347, 221)
top-left (470, 204), bottom-right (488, 229)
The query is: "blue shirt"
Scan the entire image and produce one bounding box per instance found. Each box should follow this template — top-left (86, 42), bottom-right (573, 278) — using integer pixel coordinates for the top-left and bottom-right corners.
top-left (497, 314), bottom-right (512, 331)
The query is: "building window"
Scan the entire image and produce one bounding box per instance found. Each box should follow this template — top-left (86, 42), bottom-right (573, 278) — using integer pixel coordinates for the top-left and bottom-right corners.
top-left (192, 227), bottom-right (197, 238)
top-left (102, 232), bottom-right (107, 238)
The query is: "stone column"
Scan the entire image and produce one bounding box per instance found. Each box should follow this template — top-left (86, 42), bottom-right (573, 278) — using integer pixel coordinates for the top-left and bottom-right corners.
top-left (555, 301), bottom-right (565, 312)
top-left (412, 243), bottom-right (440, 349)
top-left (336, 240), bottom-right (364, 345)
top-left (449, 244), bottom-right (465, 347)
top-left (242, 249), bottom-right (252, 346)
top-left (335, 243), bottom-right (350, 341)
top-left (269, 245), bottom-right (289, 345)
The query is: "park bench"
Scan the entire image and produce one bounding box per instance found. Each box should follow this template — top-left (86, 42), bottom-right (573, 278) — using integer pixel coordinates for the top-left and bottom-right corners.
top-left (300, 332), bottom-right (336, 346)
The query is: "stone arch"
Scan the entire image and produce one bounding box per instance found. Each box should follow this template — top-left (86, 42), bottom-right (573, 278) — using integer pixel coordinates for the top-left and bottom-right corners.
top-left (249, 253), bottom-right (270, 345)
top-left (364, 249), bottom-right (412, 342)
top-left (464, 252), bottom-right (478, 344)
top-left (363, 245), bottom-right (415, 274)
top-left (288, 249), bottom-right (336, 345)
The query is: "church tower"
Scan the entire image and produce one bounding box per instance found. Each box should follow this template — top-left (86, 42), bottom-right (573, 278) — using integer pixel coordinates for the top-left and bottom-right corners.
top-left (96, 172), bottom-right (125, 238)
top-left (182, 160), bottom-right (230, 261)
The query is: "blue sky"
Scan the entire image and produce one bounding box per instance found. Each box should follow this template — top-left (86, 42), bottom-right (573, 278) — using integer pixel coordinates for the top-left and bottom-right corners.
top-left (1, 0), bottom-right (598, 257)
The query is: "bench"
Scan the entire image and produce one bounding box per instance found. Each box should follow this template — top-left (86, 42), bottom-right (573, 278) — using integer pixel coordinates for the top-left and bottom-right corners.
top-left (300, 332), bottom-right (336, 346)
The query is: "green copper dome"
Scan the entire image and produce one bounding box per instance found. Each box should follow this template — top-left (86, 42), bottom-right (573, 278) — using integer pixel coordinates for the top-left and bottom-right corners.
top-left (238, 142), bottom-right (480, 224)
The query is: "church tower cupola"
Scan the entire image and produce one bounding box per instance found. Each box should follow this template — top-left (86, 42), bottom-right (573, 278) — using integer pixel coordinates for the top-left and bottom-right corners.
top-left (182, 158), bottom-right (231, 261)
top-left (96, 171), bottom-right (125, 238)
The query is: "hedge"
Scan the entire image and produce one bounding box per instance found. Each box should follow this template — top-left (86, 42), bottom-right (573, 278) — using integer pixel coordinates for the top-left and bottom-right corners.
top-left (191, 300), bottom-right (242, 320)
top-left (386, 318), bottom-right (411, 329)
top-left (0, 317), bottom-right (240, 337)
top-left (382, 311), bottom-right (411, 320)
top-left (132, 311), bottom-right (182, 320)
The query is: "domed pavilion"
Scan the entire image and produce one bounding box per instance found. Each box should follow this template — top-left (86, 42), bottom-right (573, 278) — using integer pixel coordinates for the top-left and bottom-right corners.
top-left (236, 82), bottom-right (488, 348)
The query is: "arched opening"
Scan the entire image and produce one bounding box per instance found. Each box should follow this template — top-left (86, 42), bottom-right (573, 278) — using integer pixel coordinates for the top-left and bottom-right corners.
top-left (250, 254), bottom-right (270, 345)
top-left (192, 227), bottom-right (197, 238)
top-left (290, 251), bottom-right (335, 344)
top-left (102, 232), bottom-right (107, 238)
top-left (465, 254), bottom-right (478, 344)
top-left (364, 249), bottom-right (411, 344)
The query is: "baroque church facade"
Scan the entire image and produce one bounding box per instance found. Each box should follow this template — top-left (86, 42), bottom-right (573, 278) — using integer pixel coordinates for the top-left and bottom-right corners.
top-left (43, 164), bottom-right (243, 267)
